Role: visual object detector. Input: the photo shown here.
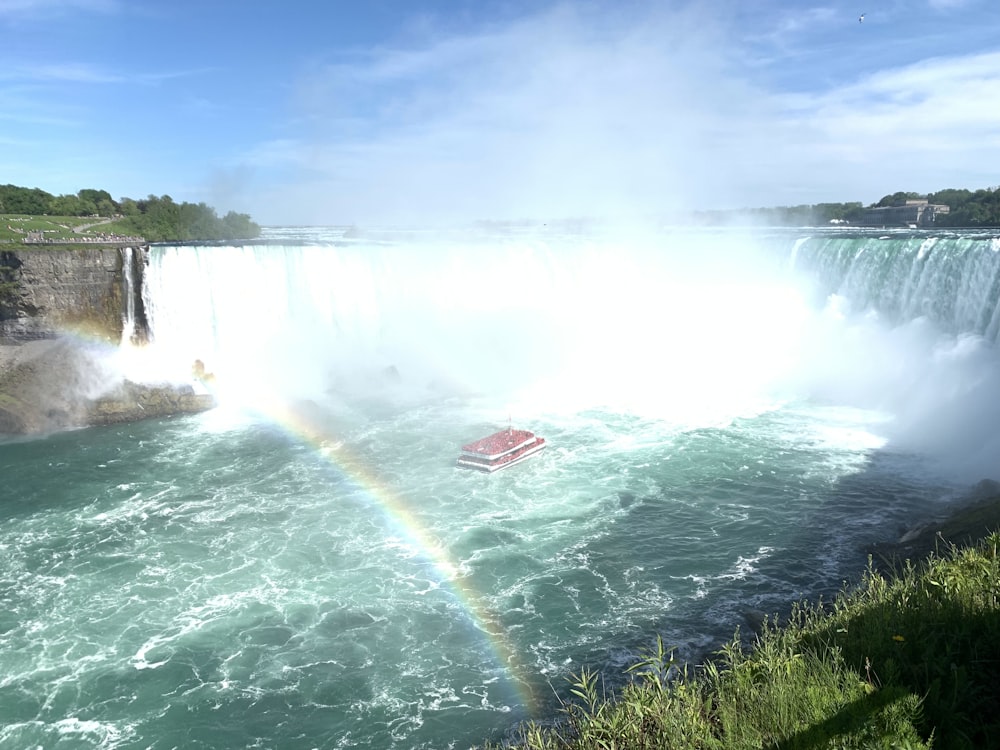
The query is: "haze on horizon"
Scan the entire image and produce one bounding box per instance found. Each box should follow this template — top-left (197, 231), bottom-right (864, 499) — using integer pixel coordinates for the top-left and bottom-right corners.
top-left (1, 0), bottom-right (999, 227)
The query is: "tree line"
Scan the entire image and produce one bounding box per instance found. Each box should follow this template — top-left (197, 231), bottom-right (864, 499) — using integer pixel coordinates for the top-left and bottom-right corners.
top-left (0, 184), bottom-right (260, 242)
top-left (695, 185), bottom-right (1000, 227)
top-left (880, 188), bottom-right (1000, 227)
top-left (5, 182), bottom-right (1000, 233)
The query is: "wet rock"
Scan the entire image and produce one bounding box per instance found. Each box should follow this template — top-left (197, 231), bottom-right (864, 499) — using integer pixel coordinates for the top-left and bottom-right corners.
top-left (867, 480), bottom-right (1000, 571)
top-left (0, 338), bottom-right (214, 435)
top-left (87, 380), bottom-right (215, 426)
top-left (743, 608), bottom-right (768, 635)
top-left (0, 247), bottom-right (133, 341)
top-left (0, 338), bottom-right (110, 433)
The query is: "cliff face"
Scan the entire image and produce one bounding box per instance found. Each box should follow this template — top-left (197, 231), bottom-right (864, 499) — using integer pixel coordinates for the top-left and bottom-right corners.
top-left (0, 245), bottom-right (213, 434)
top-left (0, 339), bottom-right (215, 434)
top-left (0, 245), bottom-right (143, 342)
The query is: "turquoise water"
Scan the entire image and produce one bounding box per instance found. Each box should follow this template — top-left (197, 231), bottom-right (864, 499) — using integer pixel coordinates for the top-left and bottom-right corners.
top-left (1, 227), bottom-right (996, 748)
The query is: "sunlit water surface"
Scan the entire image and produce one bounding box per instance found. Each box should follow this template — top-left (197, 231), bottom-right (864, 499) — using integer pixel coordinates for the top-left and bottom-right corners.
top-left (2, 225), bottom-right (994, 748)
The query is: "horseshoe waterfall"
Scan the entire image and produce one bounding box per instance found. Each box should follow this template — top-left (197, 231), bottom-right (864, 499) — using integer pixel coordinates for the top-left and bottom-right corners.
top-left (2, 226), bottom-right (999, 749)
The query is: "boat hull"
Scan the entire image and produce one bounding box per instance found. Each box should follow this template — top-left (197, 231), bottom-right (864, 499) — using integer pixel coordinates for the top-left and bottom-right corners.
top-left (456, 428), bottom-right (546, 472)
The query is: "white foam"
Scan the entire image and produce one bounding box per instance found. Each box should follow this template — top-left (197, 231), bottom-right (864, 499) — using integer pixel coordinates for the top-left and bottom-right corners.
top-left (719, 546), bottom-right (774, 582)
top-left (136, 232), bottom-right (810, 430)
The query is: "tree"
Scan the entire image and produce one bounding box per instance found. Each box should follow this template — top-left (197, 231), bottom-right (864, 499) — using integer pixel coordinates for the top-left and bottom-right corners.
top-left (119, 198), bottom-right (140, 217)
top-left (113, 193), bottom-right (261, 241)
top-left (931, 186), bottom-right (1000, 227)
top-left (78, 189), bottom-right (116, 215)
top-left (221, 210), bottom-right (258, 239)
top-left (49, 194), bottom-right (87, 216)
top-left (874, 191), bottom-right (923, 208)
top-left (0, 184), bottom-right (54, 214)
top-left (928, 188), bottom-right (972, 208)
top-left (1, 183), bottom-right (262, 239)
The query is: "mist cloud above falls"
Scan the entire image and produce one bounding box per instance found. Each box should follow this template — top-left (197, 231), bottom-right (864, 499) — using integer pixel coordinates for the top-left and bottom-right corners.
top-left (795, 295), bottom-right (1000, 484)
top-left (246, 6), bottom-right (775, 226)
top-left (221, 1), bottom-right (1000, 227)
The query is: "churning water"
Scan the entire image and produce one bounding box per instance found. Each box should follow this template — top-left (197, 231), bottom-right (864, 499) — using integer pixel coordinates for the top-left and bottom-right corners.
top-left (2, 225), bottom-right (998, 748)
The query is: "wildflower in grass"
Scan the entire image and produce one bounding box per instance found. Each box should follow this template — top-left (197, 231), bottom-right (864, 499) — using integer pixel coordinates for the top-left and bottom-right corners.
top-left (893, 634), bottom-right (905, 642)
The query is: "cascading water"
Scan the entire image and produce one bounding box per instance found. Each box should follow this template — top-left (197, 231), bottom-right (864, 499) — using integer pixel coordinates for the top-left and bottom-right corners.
top-left (138, 228), bottom-right (810, 427)
top-left (120, 246), bottom-right (137, 345)
top-left (787, 230), bottom-right (1000, 478)
top-left (3, 225), bottom-right (1000, 749)
top-left (790, 232), bottom-right (1000, 340)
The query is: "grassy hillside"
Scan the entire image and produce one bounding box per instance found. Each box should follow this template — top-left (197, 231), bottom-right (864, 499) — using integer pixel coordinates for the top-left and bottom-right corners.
top-left (1, 214), bottom-right (131, 245)
top-left (489, 511), bottom-right (1000, 749)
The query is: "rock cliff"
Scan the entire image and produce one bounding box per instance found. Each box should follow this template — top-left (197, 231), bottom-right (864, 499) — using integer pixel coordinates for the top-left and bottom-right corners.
top-left (0, 246), bottom-right (141, 341)
top-left (0, 245), bottom-right (212, 434)
top-left (88, 379), bottom-right (216, 427)
top-left (0, 339), bottom-right (215, 435)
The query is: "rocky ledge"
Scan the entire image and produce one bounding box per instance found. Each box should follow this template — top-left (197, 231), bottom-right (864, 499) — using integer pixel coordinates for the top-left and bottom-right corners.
top-left (867, 478), bottom-right (1000, 572)
top-left (0, 338), bottom-right (214, 435)
top-left (87, 380), bottom-right (215, 427)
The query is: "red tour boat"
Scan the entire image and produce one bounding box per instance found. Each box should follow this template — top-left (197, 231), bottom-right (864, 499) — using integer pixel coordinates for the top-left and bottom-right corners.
top-left (457, 426), bottom-right (546, 472)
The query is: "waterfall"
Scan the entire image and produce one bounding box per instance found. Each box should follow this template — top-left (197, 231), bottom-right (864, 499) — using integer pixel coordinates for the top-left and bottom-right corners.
top-left (120, 246), bottom-right (137, 344)
top-left (780, 230), bottom-right (1000, 478)
top-left (789, 233), bottom-right (1000, 341)
top-left (137, 230), bottom-right (806, 421)
top-left (120, 246), bottom-right (149, 346)
top-left (134, 227), bottom-right (1000, 470)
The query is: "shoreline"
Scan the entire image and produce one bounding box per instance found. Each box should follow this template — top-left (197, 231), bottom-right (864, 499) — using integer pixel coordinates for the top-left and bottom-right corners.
top-left (0, 338), bottom-right (68, 391)
top-left (867, 479), bottom-right (1000, 571)
top-left (5, 337), bottom-right (999, 557)
top-left (0, 337), bottom-right (63, 371)
top-left (0, 338), bottom-right (214, 434)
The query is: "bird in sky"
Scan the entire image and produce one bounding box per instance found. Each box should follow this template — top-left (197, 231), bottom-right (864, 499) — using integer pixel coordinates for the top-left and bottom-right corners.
top-left (859, 12), bottom-right (865, 23)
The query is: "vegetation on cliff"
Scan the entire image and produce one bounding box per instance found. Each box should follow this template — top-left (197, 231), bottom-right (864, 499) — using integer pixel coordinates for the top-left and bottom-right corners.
top-left (0, 184), bottom-right (259, 242)
top-left (693, 185), bottom-right (1000, 227)
top-left (0, 252), bottom-right (19, 311)
top-left (488, 521), bottom-right (1000, 749)
top-left (923, 187), bottom-right (1000, 227)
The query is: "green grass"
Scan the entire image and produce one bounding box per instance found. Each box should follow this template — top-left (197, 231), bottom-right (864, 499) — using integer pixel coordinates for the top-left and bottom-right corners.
top-left (489, 531), bottom-right (1000, 749)
top-left (0, 214), bottom-right (120, 244)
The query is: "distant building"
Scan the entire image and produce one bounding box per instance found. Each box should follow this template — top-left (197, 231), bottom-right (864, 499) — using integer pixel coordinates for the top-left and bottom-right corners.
top-left (858, 200), bottom-right (950, 227)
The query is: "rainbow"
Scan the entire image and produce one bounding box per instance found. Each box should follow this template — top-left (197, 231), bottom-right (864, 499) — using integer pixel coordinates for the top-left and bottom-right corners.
top-left (246, 394), bottom-right (544, 716)
top-left (10, 328), bottom-right (543, 714)
top-left (70, 329), bottom-right (545, 716)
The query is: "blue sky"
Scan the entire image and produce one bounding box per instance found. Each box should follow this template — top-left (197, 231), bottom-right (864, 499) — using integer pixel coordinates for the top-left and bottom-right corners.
top-left (2, 0), bottom-right (999, 226)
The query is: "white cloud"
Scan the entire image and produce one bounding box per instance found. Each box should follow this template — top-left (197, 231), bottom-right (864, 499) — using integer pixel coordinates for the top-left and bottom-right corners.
top-left (0, 61), bottom-right (210, 86)
top-left (926, 0), bottom-right (973, 8)
top-left (776, 52), bottom-right (1000, 169)
top-left (754, 5), bottom-right (839, 41)
top-left (228, 3), bottom-right (1000, 225)
top-left (0, 0), bottom-right (118, 20)
top-left (243, 5), bottom-right (763, 225)
top-left (3, 62), bottom-right (125, 83)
